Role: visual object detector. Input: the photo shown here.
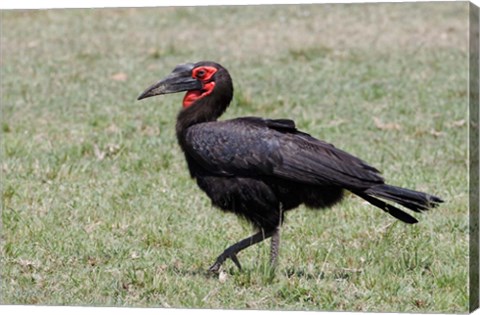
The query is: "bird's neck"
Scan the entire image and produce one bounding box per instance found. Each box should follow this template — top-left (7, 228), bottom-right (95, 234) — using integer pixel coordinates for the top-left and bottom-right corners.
top-left (175, 93), bottom-right (231, 147)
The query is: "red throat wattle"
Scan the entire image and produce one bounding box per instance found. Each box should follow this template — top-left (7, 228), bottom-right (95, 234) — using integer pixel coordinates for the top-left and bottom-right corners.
top-left (182, 82), bottom-right (216, 108)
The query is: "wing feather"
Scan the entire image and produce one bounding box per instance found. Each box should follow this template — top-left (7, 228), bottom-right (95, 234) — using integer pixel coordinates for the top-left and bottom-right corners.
top-left (183, 117), bottom-right (384, 189)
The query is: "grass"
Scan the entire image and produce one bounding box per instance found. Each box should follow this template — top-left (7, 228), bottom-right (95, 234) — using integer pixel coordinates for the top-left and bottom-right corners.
top-left (1, 2), bottom-right (470, 312)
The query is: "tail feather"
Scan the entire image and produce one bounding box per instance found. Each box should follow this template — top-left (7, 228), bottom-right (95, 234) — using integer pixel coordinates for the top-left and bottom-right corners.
top-left (364, 184), bottom-right (444, 212)
top-left (353, 184), bottom-right (444, 224)
top-left (355, 192), bottom-right (419, 224)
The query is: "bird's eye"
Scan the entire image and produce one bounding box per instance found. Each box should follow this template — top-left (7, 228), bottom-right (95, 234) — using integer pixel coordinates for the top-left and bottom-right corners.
top-left (196, 69), bottom-right (206, 78)
top-left (193, 66), bottom-right (217, 81)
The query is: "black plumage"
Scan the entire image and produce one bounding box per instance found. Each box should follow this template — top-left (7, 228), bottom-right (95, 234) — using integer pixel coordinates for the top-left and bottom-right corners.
top-left (138, 61), bottom-right (443, 272)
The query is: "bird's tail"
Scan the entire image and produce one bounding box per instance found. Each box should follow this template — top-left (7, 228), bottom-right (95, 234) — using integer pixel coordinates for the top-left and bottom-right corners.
top-left (353, 184), bottom-right (444, 224)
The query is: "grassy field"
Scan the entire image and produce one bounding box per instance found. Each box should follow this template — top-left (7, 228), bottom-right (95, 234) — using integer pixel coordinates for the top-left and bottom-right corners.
top-left (1, 2), bottom-right (470, 312)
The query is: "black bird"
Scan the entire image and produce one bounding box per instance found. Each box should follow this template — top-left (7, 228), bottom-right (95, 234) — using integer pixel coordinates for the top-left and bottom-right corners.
top-left (137, 61), bottom-right (443, 273)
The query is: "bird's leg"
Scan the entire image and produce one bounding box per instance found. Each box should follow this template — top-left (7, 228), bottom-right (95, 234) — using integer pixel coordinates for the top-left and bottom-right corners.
top-left (208, 229), bottom-right (275, 273)
top-left (270, 226), bottom-right (281, 267)
top-left (229, 253), bottom-right (242, 270)
top-left (270, 204), bottom-right (283, 268)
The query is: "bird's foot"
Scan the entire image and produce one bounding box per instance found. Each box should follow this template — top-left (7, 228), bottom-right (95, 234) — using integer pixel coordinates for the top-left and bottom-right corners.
top-left (208, 262), bottom-right (222, 274)
top-left (208, 253), bottom-right (242, 274)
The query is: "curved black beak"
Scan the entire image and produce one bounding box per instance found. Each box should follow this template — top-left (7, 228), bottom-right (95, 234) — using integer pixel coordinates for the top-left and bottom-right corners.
top-left (137, 63), bottom-right (202, 100)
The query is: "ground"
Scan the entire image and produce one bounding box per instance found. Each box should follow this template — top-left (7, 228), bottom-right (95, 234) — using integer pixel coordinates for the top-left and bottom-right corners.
top-left (1, 2), bottom-right (470, 312)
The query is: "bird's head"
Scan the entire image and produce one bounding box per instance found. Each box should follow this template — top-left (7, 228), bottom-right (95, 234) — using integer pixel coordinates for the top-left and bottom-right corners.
top-left (137, 61), bottom-right (233, 109)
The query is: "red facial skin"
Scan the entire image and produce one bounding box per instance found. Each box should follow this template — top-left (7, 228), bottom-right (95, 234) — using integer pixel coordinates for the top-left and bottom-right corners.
top-left (182, 66), bottom-right (218, 108)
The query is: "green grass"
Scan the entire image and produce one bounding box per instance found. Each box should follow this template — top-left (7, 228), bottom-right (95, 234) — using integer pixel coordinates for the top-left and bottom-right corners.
top-left (1, 2), bottom-right (470, 312)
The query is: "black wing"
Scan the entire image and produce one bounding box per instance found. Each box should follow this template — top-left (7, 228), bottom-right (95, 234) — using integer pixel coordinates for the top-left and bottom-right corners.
top-left (183, 117), bottom-right (384, 189)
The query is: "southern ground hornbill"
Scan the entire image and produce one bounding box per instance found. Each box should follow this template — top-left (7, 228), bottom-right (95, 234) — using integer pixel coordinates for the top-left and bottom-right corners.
top-left (137, 61), bottom-right (443, 273)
